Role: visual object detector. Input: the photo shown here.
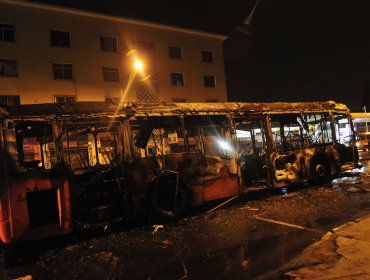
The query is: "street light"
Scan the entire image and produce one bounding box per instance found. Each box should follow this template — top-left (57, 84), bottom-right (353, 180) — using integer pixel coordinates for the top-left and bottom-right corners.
top-left (236, 0), bottom-right (261, 35)
top-left (119, 50), bottom-right (146, 103)
top-left (109, 50), bottom-right (147, 129)
top-left (134, 60), bottom-right (143, 72)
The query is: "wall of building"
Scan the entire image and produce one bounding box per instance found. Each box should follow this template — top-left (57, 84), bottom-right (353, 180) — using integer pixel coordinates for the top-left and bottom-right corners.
top-left (0, 0), bottom-right (227, 105)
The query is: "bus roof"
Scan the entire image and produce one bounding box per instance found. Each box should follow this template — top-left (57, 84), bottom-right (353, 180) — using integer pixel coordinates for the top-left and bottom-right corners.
top-left (4, 100), bottom-right (350, 120)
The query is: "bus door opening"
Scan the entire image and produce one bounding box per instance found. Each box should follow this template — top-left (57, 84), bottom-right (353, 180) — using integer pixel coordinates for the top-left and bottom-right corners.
top-left (235, 117), bottom-right (268, 186)
top-left (333, 113), bottom-right (358, 166)
top-left (62, 123), bottom-right (125, 229)
top-left (269, 114), bottom-right (308, 186)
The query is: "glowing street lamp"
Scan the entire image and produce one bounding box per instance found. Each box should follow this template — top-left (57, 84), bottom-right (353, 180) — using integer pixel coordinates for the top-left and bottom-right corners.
top-left (119, 50), bottom-right (149, 103)
top-left (134, 59), bottom-right (144, 72)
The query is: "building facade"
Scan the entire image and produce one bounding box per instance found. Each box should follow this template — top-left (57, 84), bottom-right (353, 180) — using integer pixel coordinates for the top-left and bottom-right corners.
top-left (0, 0), bottom-right (228, 105)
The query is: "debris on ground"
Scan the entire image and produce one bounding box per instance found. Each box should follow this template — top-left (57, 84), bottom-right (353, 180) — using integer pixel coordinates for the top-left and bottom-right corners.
top-left (239, 206), bottom-right (259, 211)
top-left (179, 260), bottom-right (188, 280)
top-left (161, 239), bottom-right (173, 248)
top-left (152, 225), bottom-right (164, 234)
top-left (279, 192), bottom-right (301, 199)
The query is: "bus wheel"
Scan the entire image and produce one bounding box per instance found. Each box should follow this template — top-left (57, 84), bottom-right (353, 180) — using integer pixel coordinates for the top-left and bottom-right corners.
top-left (311, 160), bottom-right (331, 185)
top-left (152, 179), bottom-right (188, 221)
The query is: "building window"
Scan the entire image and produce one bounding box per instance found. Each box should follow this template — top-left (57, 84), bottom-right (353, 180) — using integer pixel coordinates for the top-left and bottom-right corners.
top-left (54, 95), bottom-right (76, 103)
top-left (52, 63), bottom-right (73, 80)
top-left (0, 95), bottom-right (20, 106)
top-left (103, 67), bottom-right (120, 82)
top-left (169, 46), bottom-right (182, 59)
top-left (100, 37), bottom-right (117, 52)
top-left (202, 50), bottom-right (214, 63)
top-left (0, 23), bottom-right (15, 42)
top-left (50, 30), bottom-right (71, 48)
top-left (170, 72), bottom-right (184, 86)
top-left (0, 59), bottom-right (18, 77)
top-left (203, 75), bottom-right (216, 88)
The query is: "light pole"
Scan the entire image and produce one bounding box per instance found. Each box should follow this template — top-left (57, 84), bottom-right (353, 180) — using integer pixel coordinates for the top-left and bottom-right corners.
top-left (363, 106), bottom-right (368, 133)
top-left (235, 0), bottom-right (261, 35)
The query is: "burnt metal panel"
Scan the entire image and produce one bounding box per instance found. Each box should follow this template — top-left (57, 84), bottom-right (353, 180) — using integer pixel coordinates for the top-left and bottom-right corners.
top-left (5, 101), bottom-right (350, 121)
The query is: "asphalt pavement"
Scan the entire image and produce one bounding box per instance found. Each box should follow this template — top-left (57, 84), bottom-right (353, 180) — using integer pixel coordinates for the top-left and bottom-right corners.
top-left (267, 151), bottom-right (370, 279)
top-left (267, 215), bottom-right (370, 279)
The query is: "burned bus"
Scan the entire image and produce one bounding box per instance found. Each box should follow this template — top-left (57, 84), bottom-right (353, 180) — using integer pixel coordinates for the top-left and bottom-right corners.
top-left (0, 101), bottom-right (359, 244)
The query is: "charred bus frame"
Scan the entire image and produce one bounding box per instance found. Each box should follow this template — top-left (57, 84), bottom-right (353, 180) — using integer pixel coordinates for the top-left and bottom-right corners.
top-left (0, 101), bottom-right (359, 244)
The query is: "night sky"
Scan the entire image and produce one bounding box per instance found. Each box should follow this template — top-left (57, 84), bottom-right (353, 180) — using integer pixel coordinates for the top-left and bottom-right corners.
top-left (31, 0), bottom-right (370, 111)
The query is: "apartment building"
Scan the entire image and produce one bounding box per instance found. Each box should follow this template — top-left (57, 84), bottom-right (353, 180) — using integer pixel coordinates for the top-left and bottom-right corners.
top-left (0, 0), bottom-right (228, 105)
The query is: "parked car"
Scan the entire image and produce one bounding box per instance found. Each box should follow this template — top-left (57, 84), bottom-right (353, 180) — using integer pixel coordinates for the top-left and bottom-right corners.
top-left (356, 132), bottom-right (370, 151)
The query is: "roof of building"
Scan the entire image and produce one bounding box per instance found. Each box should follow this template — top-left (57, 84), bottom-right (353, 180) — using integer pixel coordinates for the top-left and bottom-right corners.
top-left (2, 101), bottom-right (350, 120)
top-left (0, 0), bottom-right (227, 40)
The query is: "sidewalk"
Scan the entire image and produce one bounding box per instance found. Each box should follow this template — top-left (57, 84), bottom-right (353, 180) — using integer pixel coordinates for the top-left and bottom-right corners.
top-left (269, 215), bottom-right (370, 279)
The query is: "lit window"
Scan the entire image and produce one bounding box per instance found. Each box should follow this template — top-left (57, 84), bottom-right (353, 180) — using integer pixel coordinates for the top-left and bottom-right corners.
top-left (54, 95), bottom-right (76, 103)
top-left (202, 50), bottom-right (214, 63)
top-left (100, 37), bottom-right (117, 52)
top-left (52, 63), bottom-right (73, 80)
top-left (50, 30), bottom-right (70, 48)
top-left (0, 59), bottom-right (17, 77)
top-left (0, 95), bottom-right (20, 106)
top-left (203, 75), bottom-right (216, 87)
top-left (169, 46), bottom-right (182, 59)
top-left (170, 72), bottom-right (184, 86)
top-left (0, 23), bottom-right (15, 42)
top-left (103, 67), bottom-right (120, 82)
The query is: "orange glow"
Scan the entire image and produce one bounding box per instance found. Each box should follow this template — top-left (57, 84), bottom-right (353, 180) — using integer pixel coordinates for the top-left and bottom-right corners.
top-left (134, 60), bottom-right (144, 72)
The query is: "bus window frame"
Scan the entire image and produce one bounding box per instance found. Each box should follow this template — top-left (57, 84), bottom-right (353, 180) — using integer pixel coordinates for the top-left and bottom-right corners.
top-left (13, 120), bottom-right (57, 171)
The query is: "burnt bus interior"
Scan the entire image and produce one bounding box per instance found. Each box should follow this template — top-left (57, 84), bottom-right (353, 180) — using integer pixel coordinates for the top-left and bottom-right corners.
top-left (234, 111), bottom-right (357, 187)
top-left (61, 120), bottom-right (126, 229)
top-left (234, 116), bottom-right (269, 186)
top-left (0, 102), bottom-right (360, 243)
top-left (1, 116), bottom-right (127, 235)
top-left (12, 121), bottom-right (60, 228)
top-left (126, 114), bottom-right (238, 219)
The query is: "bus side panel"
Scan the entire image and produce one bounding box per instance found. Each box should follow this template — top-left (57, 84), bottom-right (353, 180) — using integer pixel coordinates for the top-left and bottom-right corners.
top-left (0, 121), bottom-right (12, 243)
top-left (190, 175), bottom-right (239, 206)
top-left (7, 176), bottom-right (72, 243)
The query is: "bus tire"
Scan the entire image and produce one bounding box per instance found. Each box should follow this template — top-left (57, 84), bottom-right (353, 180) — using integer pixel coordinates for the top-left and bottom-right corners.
top-left (311, 160), bottom-right (331, 185)
top-left (152, 179), bottom-right (188, 221)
